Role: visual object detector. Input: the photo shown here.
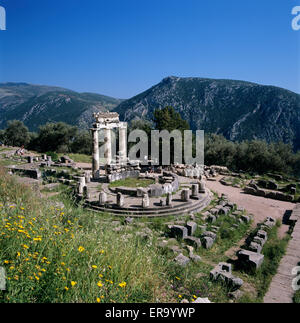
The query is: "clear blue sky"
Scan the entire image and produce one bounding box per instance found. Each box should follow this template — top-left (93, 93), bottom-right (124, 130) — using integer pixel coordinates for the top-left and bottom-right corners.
top-left (0, 0), bottom-right (299, 98)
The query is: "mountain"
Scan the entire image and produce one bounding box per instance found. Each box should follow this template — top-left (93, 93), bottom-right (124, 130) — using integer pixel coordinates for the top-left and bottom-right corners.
top-left (0, 83), bottom-right (123, 131)
top-left (1, 78), bottom-right (300, 151)
top-left (114, 76), bottom-right (300, 151)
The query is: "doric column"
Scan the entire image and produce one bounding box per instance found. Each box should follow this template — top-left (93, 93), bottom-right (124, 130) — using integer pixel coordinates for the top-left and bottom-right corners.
top-left (92, 127), bottom-right (100, 178)
top-left (104, 128), bottom-right (112, 165)
top-left (119, 123), bottom-right (127, 164)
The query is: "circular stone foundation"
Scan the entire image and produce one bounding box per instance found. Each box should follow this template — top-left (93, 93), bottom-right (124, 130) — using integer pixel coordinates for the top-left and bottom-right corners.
top-left (80, 173), bottom-right (212, 218)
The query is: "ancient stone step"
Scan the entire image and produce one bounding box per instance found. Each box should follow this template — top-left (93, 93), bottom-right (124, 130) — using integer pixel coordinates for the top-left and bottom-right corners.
top-left (85, 192), bottom-right (212, 218)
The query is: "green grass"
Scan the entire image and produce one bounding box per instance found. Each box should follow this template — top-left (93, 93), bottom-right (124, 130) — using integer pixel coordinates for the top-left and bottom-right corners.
top-left (0, 159), bottom-right (25, 167)
top-left (235, 224), bottom-right (290, 302)
top-left (0, 167), bottom-right (176, 303)
top-left (0, 162), bottom-right (292, 303)
top-left (58, 153), bottom-right (92, 164)
top-left (294, 290), bottom-right (300, 303)
top-left (109, 178), bottom-right (155, 189)
top-left (0, 147), bottom-right (15, 152)
top-left (293, 264), bottom-right (300, 303)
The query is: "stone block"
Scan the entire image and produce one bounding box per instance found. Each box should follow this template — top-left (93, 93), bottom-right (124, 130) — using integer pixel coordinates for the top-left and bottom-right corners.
top-left (218, 206), bottom-right (230, 215)
top-left (244, 186), bottom-right (257, 195)
top-left (193, 298), bottom-right (211, 303)
top-left (210, 262), bottom-right (244, 291)
top-left (208, 215), bottom-right (217, 223)
top-left (264, 216), bottom-right (276, 228)
top-left (125, 217), bottom-right (133, 225)
top-left (237, 249), bottom-right (264, 270)
top-left (253, 236), bottom-right (265, 246)
top-left (184, 236), bottom-right (202, 249)
top-left (202, 231), bottom-right (217, 240)
top-left (190, 254), bottom-right (201, 263)
top-left (257, 230), bottom-right (268, 241)
top-left (174, 253), bottom-right (190, 267)
top-left (169, 225), bottom-right (188, 239)
top-left (202, 236), bottom-right (214, 249)
top-left (241, 215), bottom-right (250, 223)
top-left (186, 221), bottom-right (197, 236)
top-left (248, 242), bottom-right (262, 253)
top-left (210, 208), bottom-right (219, 216)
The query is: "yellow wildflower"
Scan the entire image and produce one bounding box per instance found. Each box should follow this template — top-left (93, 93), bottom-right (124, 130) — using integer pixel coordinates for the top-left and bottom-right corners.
top-left (118, 282), bottom-right (127, 288)
top-left (78, 246), bottom-right (85, 253)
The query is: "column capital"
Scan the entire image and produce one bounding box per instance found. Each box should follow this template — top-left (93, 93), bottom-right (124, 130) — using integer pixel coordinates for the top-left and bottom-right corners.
top-left (119, 122), bottom-right (128, 129)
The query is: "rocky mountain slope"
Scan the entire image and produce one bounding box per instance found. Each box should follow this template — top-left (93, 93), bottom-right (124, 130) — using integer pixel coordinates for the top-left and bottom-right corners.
top-left (0, 83), bottom-right (122, 131)
top-left (114, 76), bottom-right (300, 151)
top-left (1, 78), bottom-right (299, 151)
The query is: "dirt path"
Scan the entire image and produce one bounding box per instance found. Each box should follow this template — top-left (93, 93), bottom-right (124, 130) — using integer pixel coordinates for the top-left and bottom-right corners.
top-left (206, 177), bottom-right (294, 238)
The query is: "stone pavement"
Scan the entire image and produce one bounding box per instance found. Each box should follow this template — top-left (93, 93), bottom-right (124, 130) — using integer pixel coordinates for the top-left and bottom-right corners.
top-left (264, 204), bottom-right (300, 303)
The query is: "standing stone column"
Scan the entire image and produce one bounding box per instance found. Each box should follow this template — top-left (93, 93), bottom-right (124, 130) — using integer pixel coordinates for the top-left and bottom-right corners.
top-left (191, 184), bottom-right (199, 198)
top-left (104, 128), bottom-right (112, 165)
top-left (166, 192), bottom-right (172, 206)
top-left (117, 192), bottom-right (124, 207)
top-left (92, 127), bottom-right (100, 178)
top-left (119, 123), bottom-right (127, 164)
top-left (181, 189), bottom-right (190, 202)
top-left (199, 180), bottom-right (206, 194)
top-left (142, 193), bottom-right (150, 208)
top-left (99, 191), bottom-right (107, 205)
top-left (77, 177), bottom-right (86, 194)
top-left (85, 171), bottom-right (91, 184)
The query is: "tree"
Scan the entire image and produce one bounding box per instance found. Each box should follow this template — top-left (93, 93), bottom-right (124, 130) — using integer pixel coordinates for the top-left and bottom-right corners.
top-left (153, 106), bottom-right (190, 132)
top-left (35, 122), bottom-right (78, 153)
top-left (152, 107), bottom-right (190, 164)
top-left (71, 130), bottom-right (92, 155)
top-left (0, 129), bottom-right (5, 144)
top-left (4, 120), bottom-right (30, 147)
top-left (128, 119), bottom-right (152, 136)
